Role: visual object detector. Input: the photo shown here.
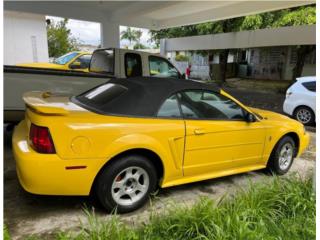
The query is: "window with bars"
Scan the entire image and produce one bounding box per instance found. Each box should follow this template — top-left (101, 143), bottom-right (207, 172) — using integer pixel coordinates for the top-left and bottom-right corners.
top-left (290, 47), bottom-right (316, 65)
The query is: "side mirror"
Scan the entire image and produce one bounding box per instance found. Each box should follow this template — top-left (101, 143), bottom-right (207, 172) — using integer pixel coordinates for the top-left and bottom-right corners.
top-left (70, 61), bottom-right (82, 69)
top-left (245, 112), bottom-right (257, 123)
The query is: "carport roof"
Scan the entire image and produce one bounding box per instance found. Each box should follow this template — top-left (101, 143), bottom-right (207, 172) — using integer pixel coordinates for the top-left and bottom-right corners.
top-left (4, 1), bottom-right (315, 30)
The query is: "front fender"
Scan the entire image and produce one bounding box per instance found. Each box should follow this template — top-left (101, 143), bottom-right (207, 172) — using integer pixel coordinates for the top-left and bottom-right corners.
top-left (262, 124), bottom-right (306, 164)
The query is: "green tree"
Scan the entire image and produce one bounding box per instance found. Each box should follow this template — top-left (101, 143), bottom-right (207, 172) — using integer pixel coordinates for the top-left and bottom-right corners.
top-left (120, 27), bottom-right (139, 46)
top-left (150, 5), bottom-right (315, 83)
top-left (133, 43), bottom-right (147, 49)
top-left (47, 18), bottom-right (80, 58)
top-left (133, 30), bottom-right (148, 49)
top-left (135, 30), bottom-right (143, 44)
top-left (150, 26), bottom-right (198, 48)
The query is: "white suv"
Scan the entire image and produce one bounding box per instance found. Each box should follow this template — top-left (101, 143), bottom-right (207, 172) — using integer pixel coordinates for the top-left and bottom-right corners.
top-left (283, 76), bottom-right (316, 125)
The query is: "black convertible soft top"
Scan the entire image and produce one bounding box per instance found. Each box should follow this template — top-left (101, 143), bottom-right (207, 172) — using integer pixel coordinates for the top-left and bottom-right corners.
top-left (73, 77), bottom-right (220, 117)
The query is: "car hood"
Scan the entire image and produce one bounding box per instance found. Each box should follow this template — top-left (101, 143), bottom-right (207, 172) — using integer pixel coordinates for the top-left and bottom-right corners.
top-left (250, 107), bottom-right (292, 122)
top-left (16, 62), bottom-right (64, 69)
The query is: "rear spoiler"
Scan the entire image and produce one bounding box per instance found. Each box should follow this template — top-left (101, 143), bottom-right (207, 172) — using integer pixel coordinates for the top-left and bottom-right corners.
top-left (23, 91), bottom-right (70, 115)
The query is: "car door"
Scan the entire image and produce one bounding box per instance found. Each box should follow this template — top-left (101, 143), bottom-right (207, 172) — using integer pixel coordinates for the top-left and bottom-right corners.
top-left (301, 81), bottom-right (316, 113)
top-left (178, 90), bottom-right (266, 177)
top-left (156, 94), bottom-right (186, 173)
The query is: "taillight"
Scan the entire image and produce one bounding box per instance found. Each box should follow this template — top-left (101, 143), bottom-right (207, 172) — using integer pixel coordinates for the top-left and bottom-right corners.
top-left (29, 124), bottom-right (56, 154)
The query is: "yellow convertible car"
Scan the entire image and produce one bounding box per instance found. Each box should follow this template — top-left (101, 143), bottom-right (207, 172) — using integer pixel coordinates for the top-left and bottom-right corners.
top-left (17, 51), bottom-right (91, 72)
top-left (13, 77), bottom-right (309, 213)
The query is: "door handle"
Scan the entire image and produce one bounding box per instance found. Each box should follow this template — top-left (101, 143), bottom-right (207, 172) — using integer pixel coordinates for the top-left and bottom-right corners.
top-left (194, 129), bottom-right (206, 135)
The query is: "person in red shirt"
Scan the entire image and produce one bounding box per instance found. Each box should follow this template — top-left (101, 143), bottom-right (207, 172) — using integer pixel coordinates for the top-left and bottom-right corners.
top-left (185, 64), bottom-right (192, 80)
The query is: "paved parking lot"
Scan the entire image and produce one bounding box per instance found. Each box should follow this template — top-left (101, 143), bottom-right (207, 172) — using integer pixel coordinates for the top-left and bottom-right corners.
top-left (4, 88), bottom-right (316, 239)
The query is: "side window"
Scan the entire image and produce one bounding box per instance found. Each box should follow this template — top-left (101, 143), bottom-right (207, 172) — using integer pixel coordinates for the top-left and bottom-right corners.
top-left (149, 56), bottom-right (179, 79)
top-left (157, 94), bottom-right (181, 118)
top-left (302, 81), bottom-right (316, 92)
top-left (74, 54), bottom-right (92, 69)
top-left (178, 90), bottom-right (245, 120)
top-left (125, 53), bottom-right (142, 77)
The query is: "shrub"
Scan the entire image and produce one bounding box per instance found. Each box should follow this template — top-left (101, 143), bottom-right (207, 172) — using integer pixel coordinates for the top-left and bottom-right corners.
top-left (175, 54), bottom-right (189, 62)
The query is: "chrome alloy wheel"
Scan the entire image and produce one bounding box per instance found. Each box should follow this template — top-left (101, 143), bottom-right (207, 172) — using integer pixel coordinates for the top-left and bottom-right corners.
top-left (279, 143), bottom-right (294, 171)
top-left (296, 108), bottom-right (312, 124)
top-left (111, 166), bottom-right (149, 206)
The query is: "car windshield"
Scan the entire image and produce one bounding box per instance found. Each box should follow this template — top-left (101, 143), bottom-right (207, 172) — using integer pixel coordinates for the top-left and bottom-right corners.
top-left (53, 52), bottom-right (79, 65)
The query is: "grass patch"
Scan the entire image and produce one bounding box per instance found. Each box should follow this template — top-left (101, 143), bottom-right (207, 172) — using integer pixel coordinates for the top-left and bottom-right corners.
top-left (6, 174), bottom-right (315, 240)
top-left (4, 225), bottom-right (10, 240)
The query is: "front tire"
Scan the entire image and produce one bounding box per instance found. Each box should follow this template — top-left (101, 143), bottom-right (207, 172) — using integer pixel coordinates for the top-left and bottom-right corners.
top-left (267, 136), bottom-right (295, 175)
top-left (95, 154), bottom-right (158, 213)
top-left (293, 106), bottom-right (315, 125)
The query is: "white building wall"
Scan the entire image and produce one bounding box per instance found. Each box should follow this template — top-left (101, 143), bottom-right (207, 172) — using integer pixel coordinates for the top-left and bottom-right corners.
top-left (162, 25), bottom-right (316, 53)
top-left (4, 11), bottom-right (49, 65)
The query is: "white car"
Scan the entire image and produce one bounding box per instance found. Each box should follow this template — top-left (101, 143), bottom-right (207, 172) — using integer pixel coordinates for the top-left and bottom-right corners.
top-left (283, 76), bottom-right (316, 125)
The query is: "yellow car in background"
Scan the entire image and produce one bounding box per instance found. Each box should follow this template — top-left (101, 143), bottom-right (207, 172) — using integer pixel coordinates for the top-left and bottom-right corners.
top-left (13, 77), bottom-right (309, 213)
top-left (17, 51), bottom-right (92, 72)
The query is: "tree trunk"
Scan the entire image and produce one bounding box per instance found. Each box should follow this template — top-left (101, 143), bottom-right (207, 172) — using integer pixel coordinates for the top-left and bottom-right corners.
top-left (292, 45), bottom-right (315, 81)
top-left (219, 49), bottom-right (229, 85)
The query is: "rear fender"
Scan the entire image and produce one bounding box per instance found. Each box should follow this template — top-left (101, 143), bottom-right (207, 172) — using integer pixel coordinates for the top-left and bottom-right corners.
top-left (99, 134), bottom-right (183, 184)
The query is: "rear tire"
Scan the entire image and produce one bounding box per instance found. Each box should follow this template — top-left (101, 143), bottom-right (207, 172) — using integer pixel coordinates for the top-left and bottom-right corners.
top-left (95, 154), bottom-right (158, 213)
top-left (293, 106), bottom-right (315, 125)
top-left (267, 136), bottom-right (295, 175)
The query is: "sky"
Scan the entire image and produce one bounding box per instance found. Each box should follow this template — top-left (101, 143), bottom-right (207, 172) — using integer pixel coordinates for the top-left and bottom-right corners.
top-left (46, 16), bottom-right (153, 48)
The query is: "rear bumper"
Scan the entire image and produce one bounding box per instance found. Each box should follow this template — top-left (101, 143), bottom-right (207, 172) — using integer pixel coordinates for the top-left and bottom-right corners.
top-left (12, 120), bottom-right (104, 196)
top-left (283, 99), bottom-right (295, 116)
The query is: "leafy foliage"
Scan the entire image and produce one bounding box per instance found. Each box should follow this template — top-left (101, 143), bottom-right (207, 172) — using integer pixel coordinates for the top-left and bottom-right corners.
top-left (175, 54), bottom-right (189, 62)
top-left (135, 30), bottom-right (143, 44)
top-left (133, 43), bottom-right (147, 49)
top-left (120, 27), bottom-right (141, 46)
top-left (47, 18), bottom-right (80, 58)
top-left (273, 6), bottom-right (316, 27)
top-left (3, 225), bottom-right (10, 240)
